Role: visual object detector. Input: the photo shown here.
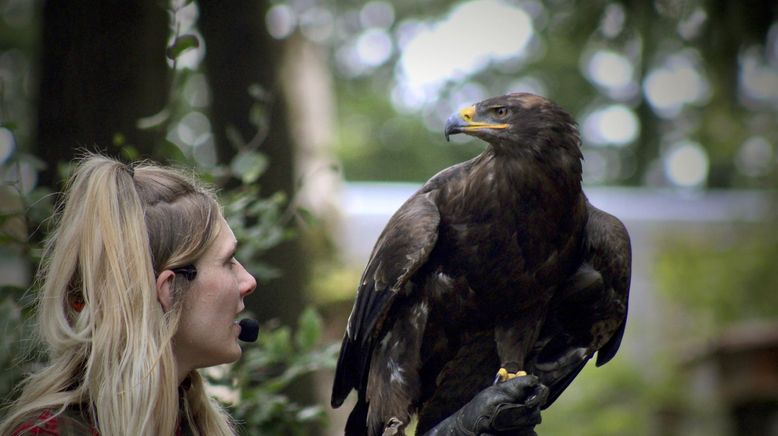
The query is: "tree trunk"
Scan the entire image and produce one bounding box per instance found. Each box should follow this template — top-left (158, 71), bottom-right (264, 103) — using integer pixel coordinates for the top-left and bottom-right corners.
top-left (197, 5), bottom-right (323, 432)
top-left (197, 0), bottom-right (308, 327)
top-left (35, 0), bottom-right (169, 188)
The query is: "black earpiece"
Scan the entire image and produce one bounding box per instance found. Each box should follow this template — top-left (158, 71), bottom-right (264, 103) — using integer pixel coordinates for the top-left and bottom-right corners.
top-left (238, 318), bottom-right (260, 342)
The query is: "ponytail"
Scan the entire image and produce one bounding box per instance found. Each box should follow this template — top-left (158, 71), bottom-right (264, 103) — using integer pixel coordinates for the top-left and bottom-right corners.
top-left (0, 154), bottom-right (234, 435)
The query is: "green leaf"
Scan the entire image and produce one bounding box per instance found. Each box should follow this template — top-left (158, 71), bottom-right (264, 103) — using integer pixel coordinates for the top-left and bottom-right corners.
top-left (295, 207), bottom-right (318, 227)
top-left (136, 108), bottom-right (171, 130)
top-left (252, 225), bottom-right (285, 251)
top-left (264, 326), bottom-right (293, 359)
top-left (295, 307), bottom-right (322, 352)
top-left (17, 152), bottom-right (47, 171)
top-left (166, 34), bottom-right (200, 61)
top-left (248, 84), bottom-right (269, 101)
top-left (158, 140), bottom-right (188, 163)
top-left (120, 146), bottom-right (140, 161)
top-left (112, 132), bottom-right (126, 146)
top-left (296, 405), bottom-right (324, 422)
top-left (230, 150), bottom-right (268, 184)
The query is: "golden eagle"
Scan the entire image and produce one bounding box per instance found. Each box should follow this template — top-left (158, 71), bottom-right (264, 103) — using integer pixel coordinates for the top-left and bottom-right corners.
top-left (331, 93), bottom-right (631, 435)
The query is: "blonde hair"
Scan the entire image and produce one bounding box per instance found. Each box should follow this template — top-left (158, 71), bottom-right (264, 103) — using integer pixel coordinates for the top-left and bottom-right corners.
top-left (0, 154), bottom-right (235, 435)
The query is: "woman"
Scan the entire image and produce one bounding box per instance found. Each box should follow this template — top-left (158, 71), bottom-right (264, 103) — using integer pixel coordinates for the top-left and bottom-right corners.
top-left (0, 154), bottom-right (256, 435)
top-left (1, 154), bottom-right (545, 436)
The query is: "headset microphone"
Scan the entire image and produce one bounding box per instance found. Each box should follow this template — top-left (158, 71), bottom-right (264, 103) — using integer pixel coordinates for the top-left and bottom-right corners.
top-left (238, 318), bottom-right (260, 342)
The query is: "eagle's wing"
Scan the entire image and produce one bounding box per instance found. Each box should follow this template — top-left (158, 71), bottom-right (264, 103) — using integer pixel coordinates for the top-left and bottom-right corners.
top-left (588, 203), bottom-right (631, 367)
top-left (530, 200), bottom-right (631, 407)
top-left (331, 189), bottom-right (441, 408)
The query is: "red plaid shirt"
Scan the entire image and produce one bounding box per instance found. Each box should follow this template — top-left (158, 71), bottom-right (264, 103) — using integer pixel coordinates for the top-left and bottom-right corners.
top-left (13, 408), bottom-right (189, 435)
top-left (12, 409), bottom-right (97, 436)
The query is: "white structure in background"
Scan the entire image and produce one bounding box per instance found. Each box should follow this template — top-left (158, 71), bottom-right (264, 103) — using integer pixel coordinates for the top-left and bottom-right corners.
top-left (336, 182), bottom-right (769, 370)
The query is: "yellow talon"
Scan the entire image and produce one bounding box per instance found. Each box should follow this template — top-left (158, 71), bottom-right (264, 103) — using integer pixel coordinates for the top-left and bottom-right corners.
top-left (496, 368), bottom-right (527, 382)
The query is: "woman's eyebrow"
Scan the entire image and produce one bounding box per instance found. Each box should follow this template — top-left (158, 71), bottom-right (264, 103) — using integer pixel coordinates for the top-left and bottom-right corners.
top-left (223, 240), bottom-right (238, 260)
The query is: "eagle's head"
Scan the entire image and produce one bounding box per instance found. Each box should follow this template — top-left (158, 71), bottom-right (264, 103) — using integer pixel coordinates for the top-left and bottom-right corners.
top-left (444, 93), bottom-right (581, 160)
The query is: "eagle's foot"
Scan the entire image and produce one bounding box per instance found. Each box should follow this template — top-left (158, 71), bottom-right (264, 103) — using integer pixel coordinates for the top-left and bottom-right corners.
top-left (494, 367), bottom-right (528, 384)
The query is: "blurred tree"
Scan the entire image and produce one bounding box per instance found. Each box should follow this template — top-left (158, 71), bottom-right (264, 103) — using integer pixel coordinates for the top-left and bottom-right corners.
top-left (190, 2), bottom-right (325, 431)
top-left (1, 0), bottom-right (324, 432)
top-left (34, 0), bottom-right (169, 188)
top-left (656, 220), bottom-right (778, 338)
top-left (32, 0), bottom-right (311, 327)
top-left (198, 0), bottom-right (309, 328)
top-left (306, 0), bottom-right (778, 188)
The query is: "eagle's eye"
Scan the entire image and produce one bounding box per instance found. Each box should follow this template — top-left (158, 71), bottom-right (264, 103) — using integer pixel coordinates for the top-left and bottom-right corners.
top-left (493, 107), bottom-right (509, 119)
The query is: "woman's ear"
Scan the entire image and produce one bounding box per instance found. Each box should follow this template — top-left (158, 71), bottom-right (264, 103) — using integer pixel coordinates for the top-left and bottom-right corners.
top-left (156, 270), bottom-right (176, 312)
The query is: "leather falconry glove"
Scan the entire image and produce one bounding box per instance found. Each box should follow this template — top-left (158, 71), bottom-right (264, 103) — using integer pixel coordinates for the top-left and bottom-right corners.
top-left (424, 375), bottom-right (549, 436)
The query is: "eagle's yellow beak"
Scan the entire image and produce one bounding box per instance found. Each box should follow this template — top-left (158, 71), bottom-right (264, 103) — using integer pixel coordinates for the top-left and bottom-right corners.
top-left (444, 105), bottom-right (509, 141)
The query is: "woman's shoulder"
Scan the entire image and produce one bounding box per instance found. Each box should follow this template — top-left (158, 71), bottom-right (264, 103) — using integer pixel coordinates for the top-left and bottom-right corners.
top-left (12, 406), bottom-right (98, 436)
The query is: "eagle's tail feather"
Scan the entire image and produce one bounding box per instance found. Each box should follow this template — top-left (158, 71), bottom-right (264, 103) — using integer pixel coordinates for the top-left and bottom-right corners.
top-left (332, 335), bottom-right (359, 407)
top-left (539, 359), bottom-right (587, 409)
top-left (345, 396), bottom-right (370, 436)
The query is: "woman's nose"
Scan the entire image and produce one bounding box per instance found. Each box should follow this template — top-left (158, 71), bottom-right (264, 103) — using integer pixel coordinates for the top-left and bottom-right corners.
top-left (238, 262), bottom-right (257, 296)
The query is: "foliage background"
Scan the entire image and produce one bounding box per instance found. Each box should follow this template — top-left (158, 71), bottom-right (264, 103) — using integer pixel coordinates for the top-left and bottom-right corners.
top-left (1, 0), bottom-right (777, 434)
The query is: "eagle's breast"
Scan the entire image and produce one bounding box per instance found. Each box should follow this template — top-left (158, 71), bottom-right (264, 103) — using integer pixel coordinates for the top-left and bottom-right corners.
top-left (424, 158), bottom-right (582, 317)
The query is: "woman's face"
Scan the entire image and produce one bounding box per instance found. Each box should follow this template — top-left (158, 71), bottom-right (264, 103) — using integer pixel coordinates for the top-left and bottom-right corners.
top-left (173, 217), bottom-right (257, 371)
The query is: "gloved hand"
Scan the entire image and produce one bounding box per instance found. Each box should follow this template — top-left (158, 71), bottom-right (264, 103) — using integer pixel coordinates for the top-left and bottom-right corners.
top-left (424, 375), bottom-right (548, 436)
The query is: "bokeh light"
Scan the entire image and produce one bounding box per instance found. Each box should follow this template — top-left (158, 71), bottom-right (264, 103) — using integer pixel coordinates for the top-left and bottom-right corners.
top-left (739, 45), bottom-right (778, 105)
top-left (266, 4), bottom-right (297, 40)
top-left (1, 0), bottom-right (35, 29)
top-left (599, 3), bottom-right (626, 38)
top-left (505, 76), bottom-right (547, 97)
top-left (0, 128), bottom-right (15, 164)
top-left (582, 105), bottom-right (639, 146)
top-left (736, 136), bottom-right (774, 178)
top-left (676, 7), bottom-right (707, 40)
top-left (663, 140), bottom-right (709, 188)
top-left (355, 29), bottom-right (393, 67)
top-left (585, 50), bottom-right (634, 93)
top-left (394, 0), bottom-right (534, 109)
top-left (299, 7), bottom-right (334, 43)
top-left (360, 1), bottom-right (395, 29)
top-left (174, 111), bottom-right (211, 147)
top-left (643, 51), bottom-right (709, 117)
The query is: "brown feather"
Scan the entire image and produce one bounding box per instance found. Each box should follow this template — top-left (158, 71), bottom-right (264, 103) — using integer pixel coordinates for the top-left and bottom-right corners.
top-left (332, 93), bottom-right (631, 436)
